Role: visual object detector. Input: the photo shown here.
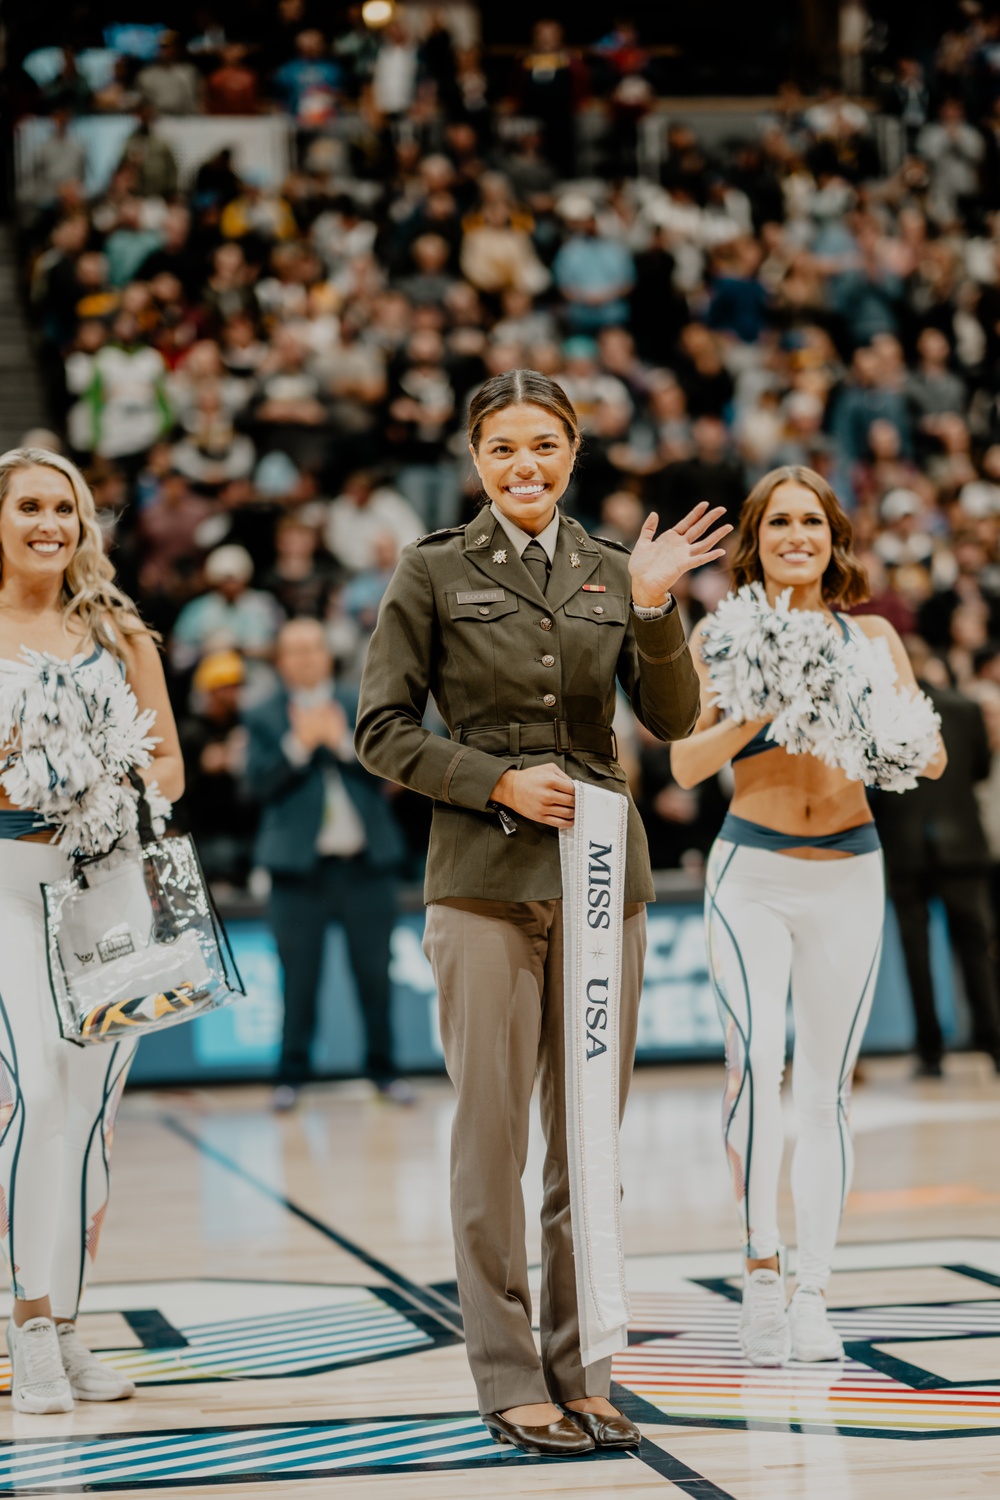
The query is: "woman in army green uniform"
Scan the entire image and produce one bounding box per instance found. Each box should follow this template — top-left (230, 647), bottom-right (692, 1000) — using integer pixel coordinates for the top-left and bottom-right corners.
top-left (356, 369), bottom-right (729, 1456)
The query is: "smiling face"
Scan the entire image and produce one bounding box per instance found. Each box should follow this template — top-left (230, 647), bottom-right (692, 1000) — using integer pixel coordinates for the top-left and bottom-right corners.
top-left (756, 480), bottom-right (833, 594)
top-left (0, 464), bottom-right (80, 583)
top-left (471, 402), bottom-right (577, 535)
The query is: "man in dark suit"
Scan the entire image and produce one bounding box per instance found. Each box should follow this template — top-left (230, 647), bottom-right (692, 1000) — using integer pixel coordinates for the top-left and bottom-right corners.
top-left (244, 617), bottom-right (409, 1108)
top-left (874, 638), bottom-right (1000, 1076)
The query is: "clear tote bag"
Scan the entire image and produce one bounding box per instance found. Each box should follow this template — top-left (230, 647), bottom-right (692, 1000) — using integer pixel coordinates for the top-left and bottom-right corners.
top-left (42, 788), bottom-right (245, 1046)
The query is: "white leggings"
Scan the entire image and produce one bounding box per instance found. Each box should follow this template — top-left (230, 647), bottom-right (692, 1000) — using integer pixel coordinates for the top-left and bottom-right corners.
top-left (704, 839), bottom-right (885, 1291)
top-left (0, 841), bottom-right (136, 1315)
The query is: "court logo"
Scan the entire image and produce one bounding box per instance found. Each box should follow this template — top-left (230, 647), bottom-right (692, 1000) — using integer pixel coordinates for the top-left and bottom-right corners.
top-left (610, 1244), bottom-right (1000, 1440)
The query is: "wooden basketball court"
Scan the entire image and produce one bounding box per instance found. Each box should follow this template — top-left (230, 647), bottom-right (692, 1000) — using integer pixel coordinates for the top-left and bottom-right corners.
top-left (1, 1056), bottom-right (998, 1497)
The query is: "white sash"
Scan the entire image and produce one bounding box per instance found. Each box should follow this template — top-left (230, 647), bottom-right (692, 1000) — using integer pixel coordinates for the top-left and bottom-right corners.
top-left (559, 780), bottom-right (631, 1367)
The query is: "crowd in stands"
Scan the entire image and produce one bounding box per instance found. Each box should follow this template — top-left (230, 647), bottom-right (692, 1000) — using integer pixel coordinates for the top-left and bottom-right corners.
top-left (13, 4), bottom-right (1000, 891)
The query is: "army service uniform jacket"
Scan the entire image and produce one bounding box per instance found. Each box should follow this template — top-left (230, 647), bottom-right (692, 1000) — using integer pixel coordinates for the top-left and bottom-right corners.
top-left (355, 507), bottom-right (701, 903)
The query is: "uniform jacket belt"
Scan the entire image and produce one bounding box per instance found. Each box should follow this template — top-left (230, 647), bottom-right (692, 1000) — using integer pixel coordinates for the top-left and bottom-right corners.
top-left (454, 720), bottom-right (616, 758)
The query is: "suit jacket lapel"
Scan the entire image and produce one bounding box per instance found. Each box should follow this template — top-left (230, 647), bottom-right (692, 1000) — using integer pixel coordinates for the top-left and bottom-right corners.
top-left (545, 515), bottom-right (601, 613)
top-left (462, 511), bottom-right (548, 608)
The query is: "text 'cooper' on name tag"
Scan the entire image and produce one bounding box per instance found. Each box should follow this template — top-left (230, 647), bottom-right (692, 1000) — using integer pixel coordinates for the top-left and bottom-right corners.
top-left (456, 589), bottom-right (506, 605)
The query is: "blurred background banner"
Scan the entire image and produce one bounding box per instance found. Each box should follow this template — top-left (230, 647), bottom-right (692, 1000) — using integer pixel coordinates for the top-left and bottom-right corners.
top-left (125, 887), bottom-right (967, 1083)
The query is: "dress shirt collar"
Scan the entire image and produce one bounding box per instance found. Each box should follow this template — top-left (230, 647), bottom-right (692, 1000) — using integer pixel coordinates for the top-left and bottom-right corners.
top-left (490, 501), bottom-right (560, 562)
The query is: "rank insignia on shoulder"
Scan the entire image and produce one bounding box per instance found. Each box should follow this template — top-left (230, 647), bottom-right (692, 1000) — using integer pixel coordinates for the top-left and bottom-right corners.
top-left (582, 583), bottom-right (606, 592)
top-left (416, 525), bottom-right (466, 546)
top-left (593, 534), bottom-right (632, 554)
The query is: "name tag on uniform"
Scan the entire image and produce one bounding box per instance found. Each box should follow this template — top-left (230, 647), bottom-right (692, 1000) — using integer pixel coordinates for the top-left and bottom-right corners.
top-left (456, 589), bottom-right (506, 605)
top-left (582, 584), bottom-right (607, 593)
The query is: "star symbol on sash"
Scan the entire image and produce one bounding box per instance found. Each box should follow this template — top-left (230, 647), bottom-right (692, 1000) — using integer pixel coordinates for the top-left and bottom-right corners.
top-left (589, 945), bottom-right (608, 962)
top-left (570, 553), bottom-right (581, 568)
top-left (492, 549), bottom-right (508, 564)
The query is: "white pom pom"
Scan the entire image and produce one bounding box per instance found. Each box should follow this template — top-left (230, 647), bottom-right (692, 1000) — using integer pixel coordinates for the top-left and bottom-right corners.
top-left (701, 589), bottom-right (941, 789)
top-left (0, 650), bottom-right (169, 856)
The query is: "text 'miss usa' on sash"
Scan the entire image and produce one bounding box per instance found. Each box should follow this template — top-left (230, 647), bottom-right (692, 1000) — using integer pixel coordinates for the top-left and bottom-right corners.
top-left (559, 779), bottom-right (631, 1367)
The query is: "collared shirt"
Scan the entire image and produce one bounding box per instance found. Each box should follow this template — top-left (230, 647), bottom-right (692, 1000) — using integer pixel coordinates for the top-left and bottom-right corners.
top-left (489, 500), bottom-right (671, 617)
top-left (489, 501), bottom-right (560, 562)
top-left (282, 682), bottom-right (367, 858)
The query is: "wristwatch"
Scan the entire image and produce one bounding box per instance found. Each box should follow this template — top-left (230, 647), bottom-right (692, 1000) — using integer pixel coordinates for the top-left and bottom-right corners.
top-left (631, 594), bottom-right (676, 620)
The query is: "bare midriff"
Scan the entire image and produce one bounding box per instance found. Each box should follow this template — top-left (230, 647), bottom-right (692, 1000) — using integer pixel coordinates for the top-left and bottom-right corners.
top-left (0, 637), bottom-right (96, 844)
top-left (0, 746), bottom-right (56, 842)
top-left (730, 744), bottom-right (875, 861)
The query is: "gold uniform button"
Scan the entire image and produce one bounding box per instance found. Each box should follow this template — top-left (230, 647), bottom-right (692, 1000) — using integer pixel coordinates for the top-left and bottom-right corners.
top-left (478, 606), bottom-right (490, 616)
top-left (541, 654), bottom-right (555, 667)
top-left (542, 693), bottom-right (557, 707)
top-left (592, 606), bottom-right (605, 615)
top-left (539, 616), bottom-right (553, 630)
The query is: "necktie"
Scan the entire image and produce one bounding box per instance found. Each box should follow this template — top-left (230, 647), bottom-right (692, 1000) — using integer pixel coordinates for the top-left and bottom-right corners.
top-left (522, 539), bottom-right (550, 595)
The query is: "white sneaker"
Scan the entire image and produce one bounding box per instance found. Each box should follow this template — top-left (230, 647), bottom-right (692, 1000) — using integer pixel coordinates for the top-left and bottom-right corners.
top-left (739, 1261), bottom-right (791, 1367)
top-left (789, 1288), bottom-right (844, 1361)
top-left (6, 1317), bottom-right (74, 1413)
top-left (57, 1323), bottom-right (135, 1401)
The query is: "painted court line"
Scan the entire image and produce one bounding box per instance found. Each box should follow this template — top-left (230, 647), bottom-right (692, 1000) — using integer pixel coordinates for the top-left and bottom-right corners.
top-left (162, 1112), bottom-right (737, 1497)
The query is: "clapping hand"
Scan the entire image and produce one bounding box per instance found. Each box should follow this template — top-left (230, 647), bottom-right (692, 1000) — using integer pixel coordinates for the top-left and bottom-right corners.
top-left (290, 700), bottom-right (349, 753)
top-left (629, 503), bottom-right (732, 608)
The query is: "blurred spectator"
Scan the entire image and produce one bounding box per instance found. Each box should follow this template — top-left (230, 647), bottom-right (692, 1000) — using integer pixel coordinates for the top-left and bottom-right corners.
top-left (396, 234), bottom-right (458, 305)
top-left (552, 196), bottom-right (635, 332)
top-left (28, 104), bottom-right (85, 215)
top-left (248, 328), bottom-right (332, 470)
top-left (170, 386), bottom-right (257, 486)
top-left (243, 618), bottom-right (409, 1108)
top-left (883, 57), bottom-right (930, 149)
top-left (260, 512), bottom-right (339, 618)
top-left (342, 530), bottom-right (399, 636)
top-left (874, 637), bottom-right (1000, 1075)
top-left (460, 202), bottom-right (550, 297)
top-left (830, 344), bottom-right (911, 465)
top-left (171, 544), bottom-right (284, 673)
top-left (707, 239), bottom-right (770, 345)
top-left (371, 20), bottom-right (419, 117)
top-left (207, 45), bottom-right (263, 115)
top-left (121, 106), bottom-right (179, 199)
top-left (386, 330), bottom-right (459, 526)
top-left (66, 313), bottom-right (171, 461)
top-left (136, 32), bottom-right (202, 115)
top-left (918, 531), bottom-right (1000, 648)
top-left (520, 19), bottom-right (585, 178)
top-left (103, 200), bottom-right (162, 288)
top-left (653, 416), bottom-right (746, 527)
top-left (136, 469), bottom-right (214, 593)
top-left (671, 323), bottom-right (734, 420)
top-left (274, 30), bottom-right (342, 128)
top-left (917, 99), bottom-right (985, 227)
top-left (175, 650), bottom-right (257, 886)
top-left (907, 327), bottom-right (967, 442)
top-left (324, 469), bottom-right (422, 571)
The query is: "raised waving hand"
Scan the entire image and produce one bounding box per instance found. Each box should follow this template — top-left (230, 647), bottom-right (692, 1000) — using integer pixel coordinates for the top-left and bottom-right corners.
top-left (629, 502), bottom-right (732, 608)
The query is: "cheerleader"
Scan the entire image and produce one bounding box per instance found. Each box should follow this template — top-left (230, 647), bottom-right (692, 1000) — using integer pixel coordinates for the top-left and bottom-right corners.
top-left (672, 466), bottom-right (945, 1366)
top-left (0, 447), bottom-right (183, 1411)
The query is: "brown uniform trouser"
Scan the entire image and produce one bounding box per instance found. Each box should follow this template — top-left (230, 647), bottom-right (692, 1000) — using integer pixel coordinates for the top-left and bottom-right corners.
top-left (423, 897), bottom-right (647, 1416)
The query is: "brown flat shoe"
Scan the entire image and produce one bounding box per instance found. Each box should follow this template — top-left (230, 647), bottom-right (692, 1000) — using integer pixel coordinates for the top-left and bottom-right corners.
top-left (561, 1405), bottom-right (641, 1448)
top-left (483, 1410), bottom-right (595, 1456)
